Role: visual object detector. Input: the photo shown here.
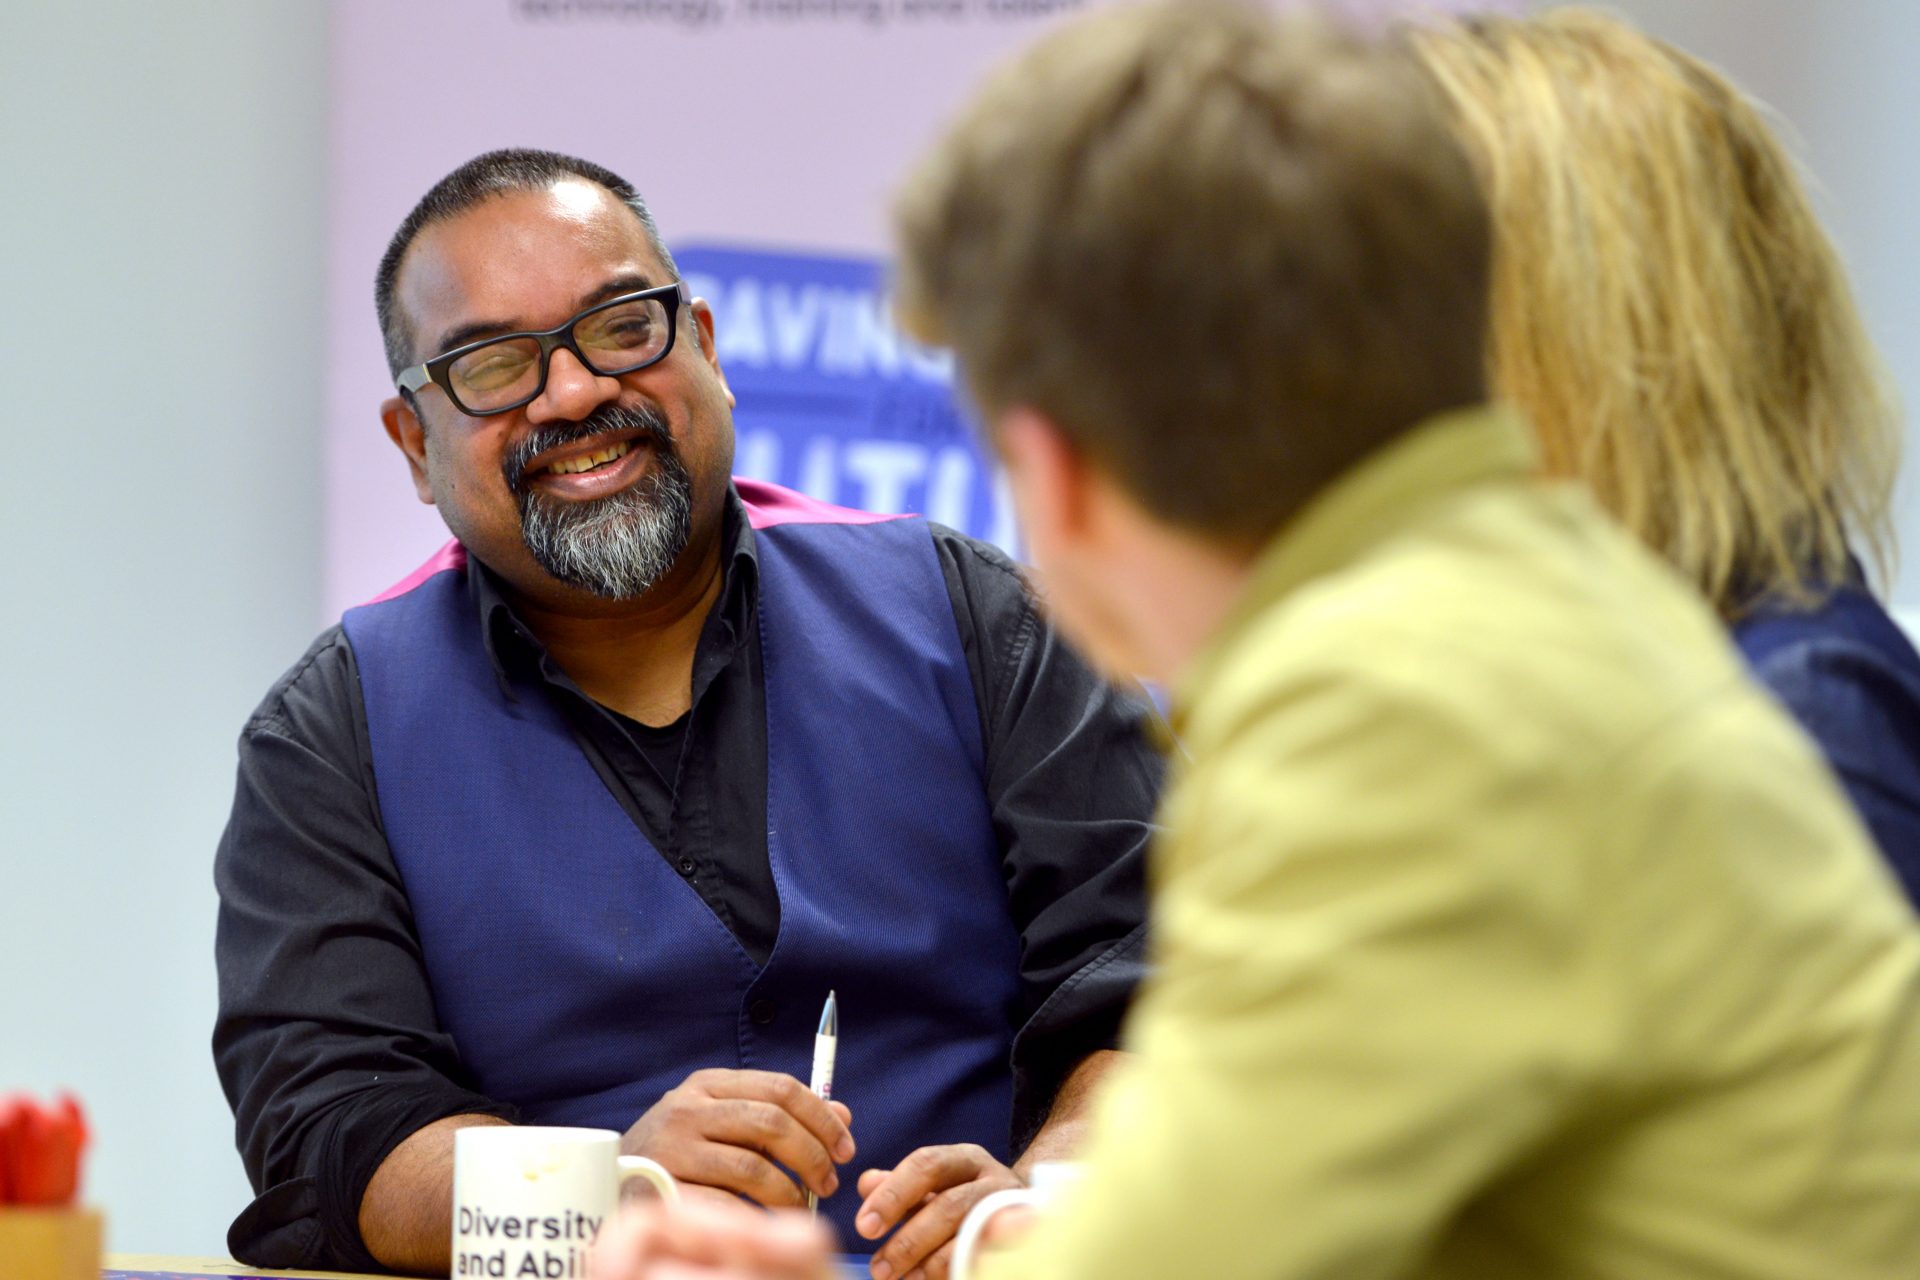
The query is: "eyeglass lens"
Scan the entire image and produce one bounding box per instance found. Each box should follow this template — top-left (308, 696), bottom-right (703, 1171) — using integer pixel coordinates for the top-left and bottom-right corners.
top-left (446, 295), bottom-right (673, 412)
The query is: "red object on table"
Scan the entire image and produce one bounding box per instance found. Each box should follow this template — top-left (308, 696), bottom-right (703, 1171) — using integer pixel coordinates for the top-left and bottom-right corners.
top-left (0, 1093), bottom-right (88, 1206)
top-left (0, 1098), bottom-right (18, 1204)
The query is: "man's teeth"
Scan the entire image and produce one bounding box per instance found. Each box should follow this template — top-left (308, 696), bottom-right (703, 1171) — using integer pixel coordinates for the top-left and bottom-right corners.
top-left (546, 440), bottom-right (632, 476)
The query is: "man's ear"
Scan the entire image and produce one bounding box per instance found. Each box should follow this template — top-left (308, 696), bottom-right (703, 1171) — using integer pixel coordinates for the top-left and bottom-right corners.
top-left (688, 298), bottom-right (735, 409)
top-left (993, 406), bottom-right (1092, 557)
top-left (381, 394), bottom-right (435, 505)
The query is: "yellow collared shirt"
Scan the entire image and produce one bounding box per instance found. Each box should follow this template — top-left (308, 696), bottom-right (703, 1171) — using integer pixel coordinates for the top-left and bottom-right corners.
top-left (986, 406), bottom-right (1920, 1280)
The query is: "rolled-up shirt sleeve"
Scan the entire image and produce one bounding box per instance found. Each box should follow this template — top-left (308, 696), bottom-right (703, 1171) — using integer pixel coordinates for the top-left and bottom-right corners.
top-left (212, 629), bottom-right (514, 1271)
top-left (932, 529), bottom-right (1163, 1151)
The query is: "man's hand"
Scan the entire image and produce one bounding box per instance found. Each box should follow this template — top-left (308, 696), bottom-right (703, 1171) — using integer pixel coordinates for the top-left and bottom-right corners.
top-left (623, 1069), bottom-right (856, 1210)
top-left (588, 1198), bottom-right (836, 1280)
top-left (846, 1052), bottom-right (1125, 1280)
top-left (853, 1144), bottom-right (1023, 1280)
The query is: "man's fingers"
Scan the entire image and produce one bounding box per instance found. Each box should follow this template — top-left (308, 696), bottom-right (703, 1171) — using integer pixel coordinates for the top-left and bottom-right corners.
top-left (855, 1145), bottom-right (1024, 1280)
top-left (855, 1146), bottom-right (985, 1239)
top-left (691, 1069), bottom-right (857, 1163)
top-left (867, 1184), bottom-right (981, 1280)
top-left (916, 1239), bottom-right (958, 1280)
top-left (699, 1098), bottom-right (841, 1198)
top-left (674, 1139), bottom-right (811, 1209)
top-left (627, 1070), bottom-right (857, 1212)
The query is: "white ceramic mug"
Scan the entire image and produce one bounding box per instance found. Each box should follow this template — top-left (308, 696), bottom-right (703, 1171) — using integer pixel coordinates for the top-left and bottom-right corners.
top-left (451, 1126), bottom-right (677, 1279)
top-left (950, 1161), bottom-right (1086, 1280)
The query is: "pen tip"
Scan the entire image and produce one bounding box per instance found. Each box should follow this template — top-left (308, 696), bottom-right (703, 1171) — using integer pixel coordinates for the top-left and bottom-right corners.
top-left (819, 990), bottom-right (838, 1036)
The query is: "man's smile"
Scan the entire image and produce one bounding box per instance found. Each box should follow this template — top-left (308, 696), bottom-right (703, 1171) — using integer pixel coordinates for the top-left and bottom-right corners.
top-left (546, 438), bottom-right (630, 476)
top-left (522, 432), bottom-right (654, 501)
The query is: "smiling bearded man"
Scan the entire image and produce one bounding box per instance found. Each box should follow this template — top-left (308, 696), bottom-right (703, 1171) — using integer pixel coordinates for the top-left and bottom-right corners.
top-left (210, 149), bottom-right (1163, 1280)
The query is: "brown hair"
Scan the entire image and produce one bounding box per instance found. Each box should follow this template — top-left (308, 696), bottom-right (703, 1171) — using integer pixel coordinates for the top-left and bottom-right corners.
top-left (1412, 8), bottom-right (1900, 615)
top-left (894, 1), bottom-right (1492, 544)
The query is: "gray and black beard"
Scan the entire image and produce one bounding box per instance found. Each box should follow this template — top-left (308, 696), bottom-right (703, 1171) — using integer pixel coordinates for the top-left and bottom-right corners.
top-left (504, 403), bottom-right (693, 600)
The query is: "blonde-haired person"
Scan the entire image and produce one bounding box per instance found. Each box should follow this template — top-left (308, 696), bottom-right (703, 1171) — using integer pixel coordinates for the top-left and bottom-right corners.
top-left (589, 4), bottom-right (1920, 1279)
top-left (1412, 7), bottom-right (1920, 900)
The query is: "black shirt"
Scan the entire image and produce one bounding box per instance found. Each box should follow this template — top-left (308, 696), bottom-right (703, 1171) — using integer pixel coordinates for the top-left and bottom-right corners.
top-left (212, 489), bottom-right (1161, 1271)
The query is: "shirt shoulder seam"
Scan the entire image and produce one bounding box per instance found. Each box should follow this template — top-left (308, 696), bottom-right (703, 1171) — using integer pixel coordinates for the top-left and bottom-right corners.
top-left (245, 633), bottom-right (349, 741)
top-left (928, 523), bottom-right (1041, 733)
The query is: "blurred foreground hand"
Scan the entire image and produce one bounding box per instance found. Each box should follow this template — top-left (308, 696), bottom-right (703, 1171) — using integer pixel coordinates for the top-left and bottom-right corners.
top-left (589, 1197), bottom-right (837, 1280)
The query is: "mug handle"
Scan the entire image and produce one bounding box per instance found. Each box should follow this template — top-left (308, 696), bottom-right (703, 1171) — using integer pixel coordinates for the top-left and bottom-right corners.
top-left (949, 1186), bottom-right (1044, 1280)
top-left (616, 1154), bottom-right (680, 1204)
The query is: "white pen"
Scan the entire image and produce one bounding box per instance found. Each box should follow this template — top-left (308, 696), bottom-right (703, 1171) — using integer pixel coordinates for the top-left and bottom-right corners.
top-left (805, 989), bottom-right (839, 1216)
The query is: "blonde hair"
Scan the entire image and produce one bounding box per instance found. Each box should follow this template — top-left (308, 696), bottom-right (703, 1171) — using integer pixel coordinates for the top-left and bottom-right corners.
top-left (1411, 7), bottom-right (1899, 616)
top-left (894, 1), bottom-right (1490, 543)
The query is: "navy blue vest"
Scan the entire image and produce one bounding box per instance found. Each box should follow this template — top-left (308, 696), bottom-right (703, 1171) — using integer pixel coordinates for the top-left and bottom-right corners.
top-left (341, 481), bottom-right (1022, 1246)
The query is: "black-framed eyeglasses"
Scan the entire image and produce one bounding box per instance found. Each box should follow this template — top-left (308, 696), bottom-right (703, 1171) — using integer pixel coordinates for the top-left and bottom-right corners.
top-left (395, 281), bottom-right (691, 417)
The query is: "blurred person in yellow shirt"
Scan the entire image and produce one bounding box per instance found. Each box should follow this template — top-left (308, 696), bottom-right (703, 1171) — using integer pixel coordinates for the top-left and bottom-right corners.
top-left (588, 4), bottom-right (1920, 1279)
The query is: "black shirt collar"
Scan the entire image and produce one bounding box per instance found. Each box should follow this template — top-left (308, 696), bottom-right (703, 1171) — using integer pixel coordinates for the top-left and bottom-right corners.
top-left (468, 483), bottom-right (760, 692)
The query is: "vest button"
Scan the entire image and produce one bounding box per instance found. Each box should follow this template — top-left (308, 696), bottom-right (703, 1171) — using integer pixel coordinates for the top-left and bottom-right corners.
top-left (749, 999), bottom-right (778, 1026)
top-left (677, 857), bottom-right (696, 876)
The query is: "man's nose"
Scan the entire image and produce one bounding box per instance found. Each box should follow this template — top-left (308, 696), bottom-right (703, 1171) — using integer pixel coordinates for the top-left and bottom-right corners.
top-left (526, 346), bottom-right (621, 423)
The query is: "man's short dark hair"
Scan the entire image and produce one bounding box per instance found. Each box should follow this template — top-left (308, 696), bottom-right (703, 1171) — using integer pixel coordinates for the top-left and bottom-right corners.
top-left (375, 148), bottom-right (680, 378)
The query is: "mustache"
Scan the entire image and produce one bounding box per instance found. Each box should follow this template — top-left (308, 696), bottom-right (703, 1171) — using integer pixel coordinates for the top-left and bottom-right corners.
top-left (503, 403), bottom-right (675, 497)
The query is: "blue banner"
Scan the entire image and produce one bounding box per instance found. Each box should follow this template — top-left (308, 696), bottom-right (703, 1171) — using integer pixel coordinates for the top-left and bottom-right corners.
top-left (680, 244), bottom-right (1022, 557)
